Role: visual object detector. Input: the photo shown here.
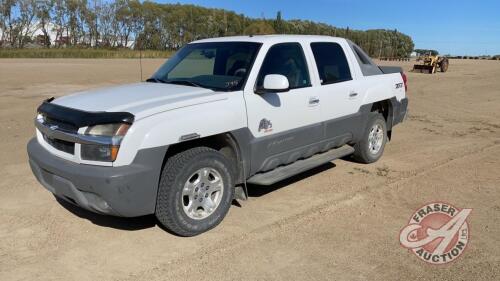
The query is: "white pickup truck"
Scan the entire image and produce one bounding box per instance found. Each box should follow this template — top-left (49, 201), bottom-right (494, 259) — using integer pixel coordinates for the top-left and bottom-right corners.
top-left (28, 35), bottom-right (408, 236)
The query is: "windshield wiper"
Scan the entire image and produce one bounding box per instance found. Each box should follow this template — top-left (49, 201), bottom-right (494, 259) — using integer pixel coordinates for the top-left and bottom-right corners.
top-left (147, 78), bottom-right (216, 90)
top-left (145, 77), bottom-right (168, 83)
top-left (164, 79), bottom-right (204, 88)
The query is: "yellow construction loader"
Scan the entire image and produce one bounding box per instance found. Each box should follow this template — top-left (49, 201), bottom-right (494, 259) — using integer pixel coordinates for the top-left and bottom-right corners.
top-left (413, 54), bottom-right (449, 74)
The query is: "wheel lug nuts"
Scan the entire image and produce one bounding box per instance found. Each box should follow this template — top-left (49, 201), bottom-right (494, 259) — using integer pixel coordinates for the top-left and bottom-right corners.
top-left (195, 187), bottom-right (198, 192)
top-left (199, 198), bottom-right (203, 202)
top-left (194, 195), bottom-right (198, 199)
top-left (205, 193), bottom-right (208, 197)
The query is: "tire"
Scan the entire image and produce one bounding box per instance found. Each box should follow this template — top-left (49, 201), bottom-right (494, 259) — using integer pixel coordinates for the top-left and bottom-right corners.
top-left (155, 147), bottom-right (234, 236)
top-left (440, 58), bottom-right (449, 72)
top-left (353, 113), bottom-right (388, 164)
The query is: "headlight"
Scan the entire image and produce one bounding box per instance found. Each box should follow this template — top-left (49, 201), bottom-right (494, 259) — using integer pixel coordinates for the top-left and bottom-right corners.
top-left (81, 123), bottom-right (130, 162)
top-left (85, 123), bottom-right (130, 137)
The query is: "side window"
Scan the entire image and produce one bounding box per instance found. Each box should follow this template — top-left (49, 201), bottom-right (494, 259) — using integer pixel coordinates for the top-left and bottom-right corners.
top-left (310, 42), bottom-right (352, 85)
top-left (257, 43), bottom-right (311, 89)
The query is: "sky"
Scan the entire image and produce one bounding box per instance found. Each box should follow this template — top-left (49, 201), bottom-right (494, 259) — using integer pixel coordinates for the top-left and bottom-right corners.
top-left (158, 0), bottom-right (500, 56)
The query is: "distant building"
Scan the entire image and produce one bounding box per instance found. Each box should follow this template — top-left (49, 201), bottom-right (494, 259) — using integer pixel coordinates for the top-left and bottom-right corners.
top-left (32, 23), bottom-right (59, 46)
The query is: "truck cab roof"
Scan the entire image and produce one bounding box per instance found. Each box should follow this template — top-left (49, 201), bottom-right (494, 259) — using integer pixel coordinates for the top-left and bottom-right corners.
top-left (192, 34), bottom-right (347, 44)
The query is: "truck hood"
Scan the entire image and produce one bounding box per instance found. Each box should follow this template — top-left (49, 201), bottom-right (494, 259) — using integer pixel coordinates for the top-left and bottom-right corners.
top-left (53, 82), bottom-right (225, 120)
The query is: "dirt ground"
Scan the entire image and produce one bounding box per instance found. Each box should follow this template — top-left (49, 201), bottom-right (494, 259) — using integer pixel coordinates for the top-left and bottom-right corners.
top-left (0, 58), bottom-right (499, 281)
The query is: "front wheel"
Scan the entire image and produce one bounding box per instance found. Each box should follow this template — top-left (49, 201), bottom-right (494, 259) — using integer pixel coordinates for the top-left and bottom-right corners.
top-left (155, 147), bottom-right (234, 236)
top-left (353, 113), bottom-right (388, 164)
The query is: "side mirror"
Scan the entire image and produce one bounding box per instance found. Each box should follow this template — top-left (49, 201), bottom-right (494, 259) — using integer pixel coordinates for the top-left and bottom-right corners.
top-left (256, 74), bottom-right (289, 94)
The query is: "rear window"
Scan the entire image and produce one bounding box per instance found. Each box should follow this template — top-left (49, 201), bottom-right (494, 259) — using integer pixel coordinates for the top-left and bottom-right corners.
top-left (347, 40), bottom-right (383, 76)
top-left (310, 42), bottom-right (352, 85)
top-left (353, 45), bottom-right (371, 65)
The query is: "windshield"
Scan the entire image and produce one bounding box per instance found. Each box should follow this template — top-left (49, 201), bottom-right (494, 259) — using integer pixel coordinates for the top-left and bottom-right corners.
top-left (150, 42), bottom-right (262, 91)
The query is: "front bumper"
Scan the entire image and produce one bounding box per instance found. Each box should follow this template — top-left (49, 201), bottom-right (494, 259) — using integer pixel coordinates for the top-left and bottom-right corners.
top-left (27, 138), bottom-right (167, 217)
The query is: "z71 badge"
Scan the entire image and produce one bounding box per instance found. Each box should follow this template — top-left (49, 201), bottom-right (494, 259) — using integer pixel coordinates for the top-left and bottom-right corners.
top-left (258, 118), bottom-right (273, 133)
top-left (396, 83), bottom-right (404, 89)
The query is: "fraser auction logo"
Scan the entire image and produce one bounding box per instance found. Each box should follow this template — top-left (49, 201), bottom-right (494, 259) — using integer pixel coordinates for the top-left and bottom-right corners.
top-left (399, 202), bottom-right (472, 265)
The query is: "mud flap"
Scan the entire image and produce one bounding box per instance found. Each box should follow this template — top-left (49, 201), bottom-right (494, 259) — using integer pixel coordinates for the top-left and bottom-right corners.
top-left (234, 185), bottom-right (248, 201)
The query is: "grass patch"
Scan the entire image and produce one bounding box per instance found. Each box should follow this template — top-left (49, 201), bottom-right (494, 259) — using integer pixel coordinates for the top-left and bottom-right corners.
top-left (0, 48), bottom-right (173, 59)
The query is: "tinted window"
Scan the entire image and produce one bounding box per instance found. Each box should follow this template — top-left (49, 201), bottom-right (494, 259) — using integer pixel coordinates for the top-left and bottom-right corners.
top-left (257, 43), bottom-right (311, 89)
top-left (311, 42), bottom-right (352, 85)
top-left (348, 41), bottom-right (383, 76)
top-left (152, 42), bottom-right (261, 91)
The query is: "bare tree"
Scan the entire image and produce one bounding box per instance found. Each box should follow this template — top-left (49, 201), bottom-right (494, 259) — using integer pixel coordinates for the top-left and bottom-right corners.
top-left (97, 1), bottom-right (116, 47)
top-left (115, 0), bottom-right (134, 47)
top-left (0, 0), bottom-right (16, 46)
top-left (16, 0), bottom-right (38, 47)
top-left (53, 0), bottom-right (68, 47)
top-left (36, 0), bottom-right (54, 47)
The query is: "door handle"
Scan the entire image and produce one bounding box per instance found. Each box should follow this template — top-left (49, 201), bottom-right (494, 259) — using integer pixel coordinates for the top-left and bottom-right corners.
top-left (349, 92), bottom-right (358, 98)
top-left (309, 97), bottom-right (320, 105)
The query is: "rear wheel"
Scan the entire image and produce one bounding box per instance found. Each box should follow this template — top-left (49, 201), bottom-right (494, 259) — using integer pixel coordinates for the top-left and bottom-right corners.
top-left (440, 58), bottom-right (449, 72)
top-left (155, 147), bottom-right (234, 236)
top-left (353, 113), bottom-right (387, 163)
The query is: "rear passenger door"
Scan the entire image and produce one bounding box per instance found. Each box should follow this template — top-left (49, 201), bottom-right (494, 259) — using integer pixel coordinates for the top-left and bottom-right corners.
top-left (309, 42), bottom-right (363, 141)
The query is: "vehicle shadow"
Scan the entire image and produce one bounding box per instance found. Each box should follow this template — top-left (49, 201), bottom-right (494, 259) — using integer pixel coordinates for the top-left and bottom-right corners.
top-left (246, 162), bottom-right (336, 198)
top-left (340, 154), bottom-right (362, 164)
top-left (55, 161), bottom-right (336, 231)
top-left (55, 197), bottom-right (157, 231)
top-left (259, 92), bottom-right (281, 107)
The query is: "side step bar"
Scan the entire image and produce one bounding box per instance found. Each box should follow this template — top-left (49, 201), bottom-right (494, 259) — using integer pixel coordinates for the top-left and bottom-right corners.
top-left (247, 145), bottom-right (355, 186)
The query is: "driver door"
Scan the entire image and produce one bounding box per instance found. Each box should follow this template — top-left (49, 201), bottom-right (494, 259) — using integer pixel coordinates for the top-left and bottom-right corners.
top-left (244, 42), bottom-right (323, 174)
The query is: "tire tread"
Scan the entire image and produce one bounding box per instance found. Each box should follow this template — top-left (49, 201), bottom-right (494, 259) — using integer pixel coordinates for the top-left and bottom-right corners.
top-left (352, 113), bottom-right (387, 164)
top-left (156, 147), bottom-right (231, 236)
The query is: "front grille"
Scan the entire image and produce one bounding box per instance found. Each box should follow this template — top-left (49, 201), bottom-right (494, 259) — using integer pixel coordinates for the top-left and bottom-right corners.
top-left (43, 133), bottom-right (75, 154)
top-left (44, 116), bottom-right (78, 133)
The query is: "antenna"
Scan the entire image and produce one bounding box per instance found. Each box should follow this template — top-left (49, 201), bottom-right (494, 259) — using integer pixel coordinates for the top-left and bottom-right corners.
top-left (139, 43), bottom-right (143, 82)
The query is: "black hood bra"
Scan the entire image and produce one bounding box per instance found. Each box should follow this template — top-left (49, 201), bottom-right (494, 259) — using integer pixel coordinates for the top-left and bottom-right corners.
top-left (38, 98), bottom-right (135, 128)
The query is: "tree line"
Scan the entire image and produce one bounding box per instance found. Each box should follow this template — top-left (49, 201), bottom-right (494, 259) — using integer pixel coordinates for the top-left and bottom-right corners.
top-left (414, 49), bottom-right (439, 56)
top-left (0, 0), bottom-right (415, 58)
